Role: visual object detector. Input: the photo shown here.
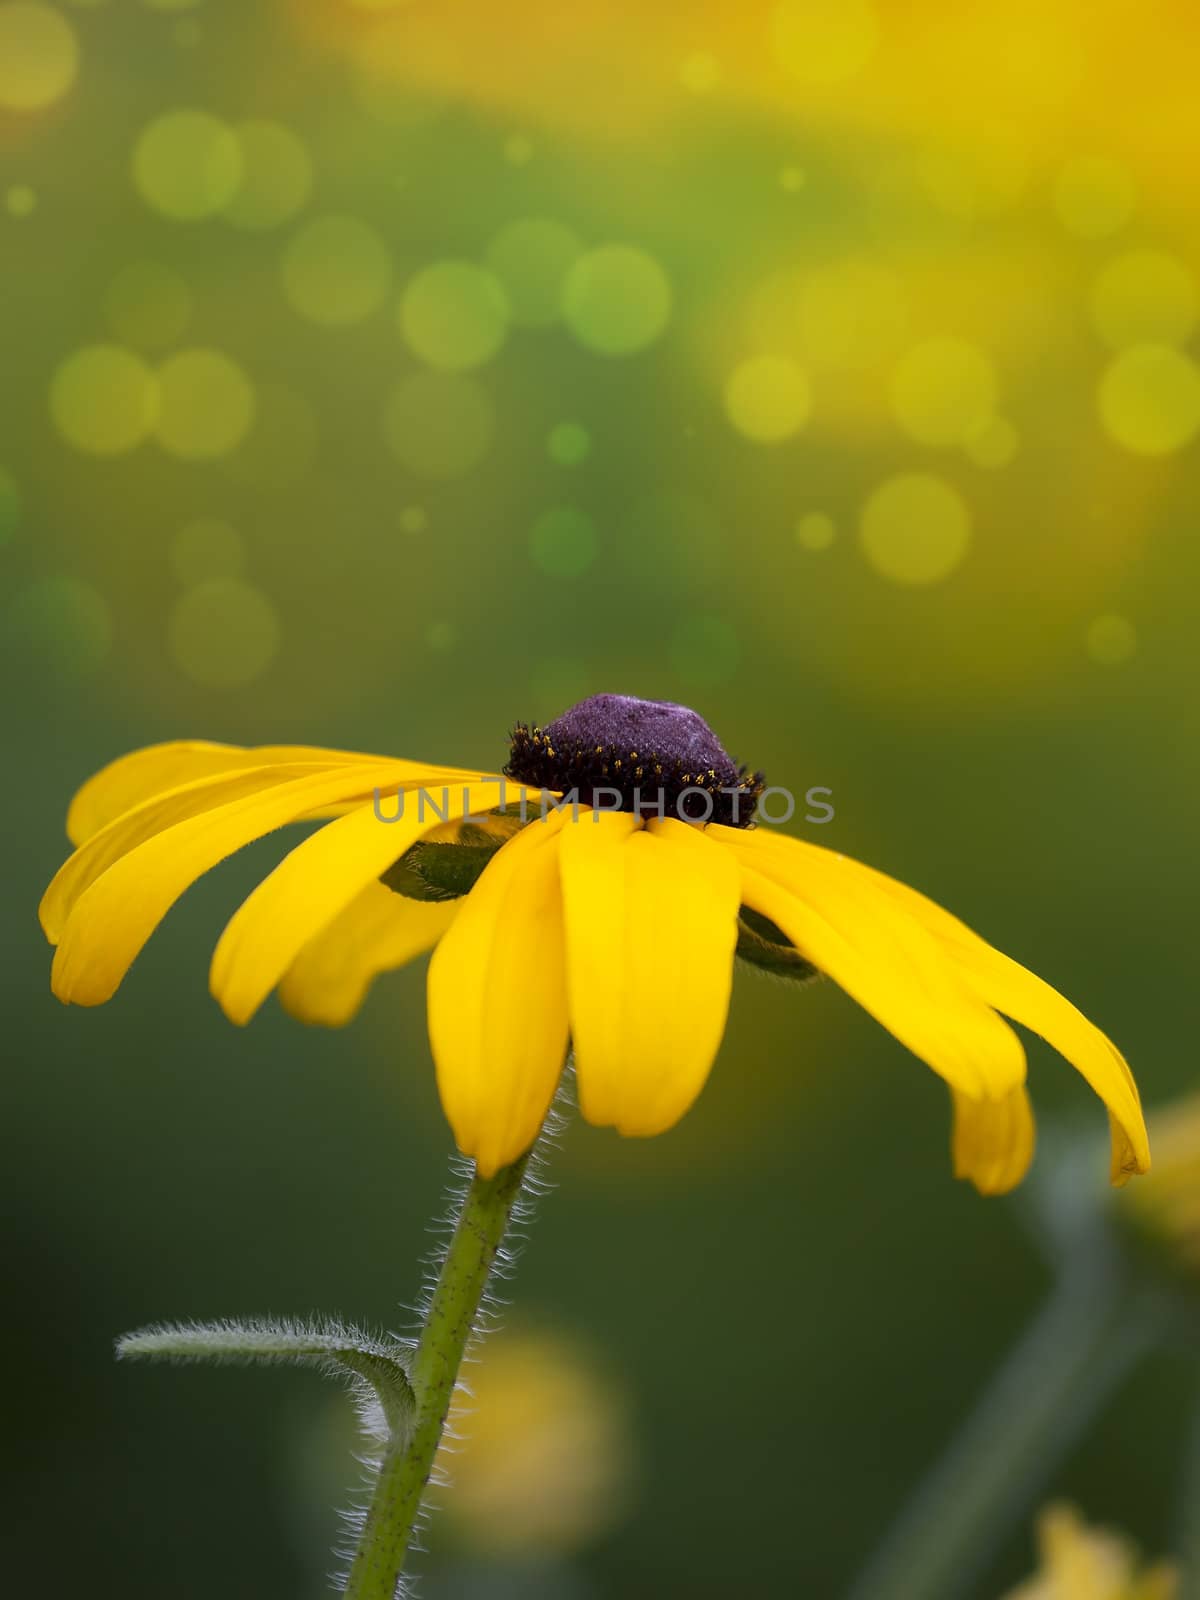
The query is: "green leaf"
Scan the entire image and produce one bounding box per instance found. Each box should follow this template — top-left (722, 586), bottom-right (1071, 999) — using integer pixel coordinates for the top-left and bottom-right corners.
top-left (117, 1318), bottom-right (416, 1438)
top-left (735, 907), bottom-right (821, 984)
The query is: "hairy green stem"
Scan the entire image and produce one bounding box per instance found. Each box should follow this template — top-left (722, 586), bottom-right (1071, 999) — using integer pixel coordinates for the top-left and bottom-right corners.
top-left (343, 1154), bottom-right (531, 1600)
top-left (848, 1258), bottom-right (1166, 1600)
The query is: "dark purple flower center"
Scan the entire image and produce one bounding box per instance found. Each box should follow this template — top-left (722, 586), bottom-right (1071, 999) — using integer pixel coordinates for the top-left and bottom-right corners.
top-left (504, 693), bottom-right (764, 827)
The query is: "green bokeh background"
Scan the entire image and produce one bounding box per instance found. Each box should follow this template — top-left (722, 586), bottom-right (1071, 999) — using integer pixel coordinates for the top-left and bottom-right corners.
top-left (4, 2), bottom-right (1198, 1595)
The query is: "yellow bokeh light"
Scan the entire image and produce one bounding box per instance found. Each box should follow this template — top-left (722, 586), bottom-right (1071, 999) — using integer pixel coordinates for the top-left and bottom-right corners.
top-left (1090, 250), bottom-right (1198, 350)
top-left (50, 345), bottom-right (159, 457)
top-left (0, 4), bottom-right (79, 112)
top-left (1086, 614), bottom-right (1137, 665)
top-left (105, 261), bottom-right (193, 351)
top-left (133, 109), bottom-right (243, 221)
top-left (485, 218), bottom-right (583, 328)
top-left (399, 261), bottom-right (510, 372)
top-left (6, 576), bottom-right (112, 676)
top-left (795, 512), bottom-right (836, 551)
top-left (860, 472), bottom-right (971, 586)
top-left (1054, 158), bottom-right (1137, 239)
top-left (169, 579), bottom-right (281, 688)
top-left (281, 214), bottom-right (393, 326)
top-left (223, 121), bottom-right (312, 231)
top-left (725, 356), bottom-right (811, 442)
top-left (382, 373), bottom-right (495, 479)
top-left (891, 337), bottom-right (998, 447)
top-left (562, 245), bottom-right (672, 357)
top-left (964, 416), bottom-right (1020, 470)
top-left (771, 0), bottom-right (879, 87)
top-left (1098, 344), bottom-right (1200, 457)
top-left (7, 184), bottom-right (37, 217)
top-left (798, 261), bottom-right (907, 370)
top-left (503, 133), bottom-right (534, 166)
top-left (154, 348), bottom-right (255, 460)
top-left (171, 518), bottom-right (246, 584)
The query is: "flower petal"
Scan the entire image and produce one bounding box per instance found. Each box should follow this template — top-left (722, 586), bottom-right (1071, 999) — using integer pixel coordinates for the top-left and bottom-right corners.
top-left (428, 811), bottom-right (570, 1176)
top-left (50, 762), bottom-right (425, 1007)
top-left (65, 741), bottom-right (416, 845)
top-left (43, 762), bottom-right (347, 943)
top-left (951, 1085), bottom-right (1036, 1195)
top-left (858, 863), bottom-right (1149, 1183)
top-left (278, 882), bottom-right (457, 1027)
top-left (559, 814), bottom-right (741, 1137)
top-left (212, 780), bottom-right (506, 1025)
top-left (719, 828), bottom-right (1026, 1100)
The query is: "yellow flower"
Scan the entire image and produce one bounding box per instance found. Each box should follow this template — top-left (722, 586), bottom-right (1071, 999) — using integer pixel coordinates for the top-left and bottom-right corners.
top-left (40, 694), bottom-right (1148, 1187)
top-left (1122, 1092), bottom-right (1200, 1276)
top-left (1004, 1503), bottom-right (1178, 1600)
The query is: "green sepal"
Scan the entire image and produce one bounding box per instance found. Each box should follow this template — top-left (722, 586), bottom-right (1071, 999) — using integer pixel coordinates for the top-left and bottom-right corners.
top-left (735, 906), bottom-right (821, 984)
top-left (381, 808), bottom-right (529, 902)
top-left (116, 1318), bottom-right (416, 1439)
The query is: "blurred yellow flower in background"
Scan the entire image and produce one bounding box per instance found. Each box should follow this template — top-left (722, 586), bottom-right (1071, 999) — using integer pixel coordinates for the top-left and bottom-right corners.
top-left (434, 1326), bottom-right (632, 1558)
top-left (1004, 1504), bottom-right (1177, 1600)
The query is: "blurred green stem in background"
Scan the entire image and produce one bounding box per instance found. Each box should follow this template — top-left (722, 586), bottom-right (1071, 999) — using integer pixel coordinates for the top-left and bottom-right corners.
top-left (848, 1258), bottom-right (1168, 1600)
top-left (1176, 1370), bottom-right (1200, 1600)
top-left (344, 1151), bottom-right (532, 1600)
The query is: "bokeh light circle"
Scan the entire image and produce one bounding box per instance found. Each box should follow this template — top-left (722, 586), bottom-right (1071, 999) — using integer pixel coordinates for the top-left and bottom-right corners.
top-left (485, 219), bottom-right (584, 328)
top-left (5, 576), bottom-right (112, 676)
top-left (795, 512), bottom-right (836, 551)
top-left (105, 261), bottom-right (193, 351)
top-left (223, 121), bottom-right (312, 231)
top-left (1098, 344), bottom-right (1200, 457)
top-left (1086, 614), bottom-right (1137, 665)
top-left (399, 261), bottom-right (510, 371)
top-left (860, 472), bottom-right (972, 586)
top-left (725, 356), bottom-right (811, 442)
top-left (770, 0), bottom-right (879, 87)
top-left (1054, 158), bottom-right (1136, 239)
top-left (891, 338), bottom-right (998, 447)
top-left (1090, 250), bottom-right (1198, 350)
top-left (282, 215), bottom-right (393, 326)
top-left (7, 184), bottom-right (37, 217)
top-left (0, 4), bottom-right (79, 112)
top-left (171, 518), bottom-right (246, 584)
top-left (562, 246), bottom-right (672, 356)
top-left (50, 345), bottom-right (159, 456)
top-left (154, 349), bottom-right (255, 459)
top-left (133, 110), bottom-right (243, 220)
top-left (169, 579), bottom-right (282, 688)
top-left (529, 506), bottom-right (597, 578)
top-left (382, 373), bottom-right (495, 479)
top-left (547, 422), bottom-right (591, 465)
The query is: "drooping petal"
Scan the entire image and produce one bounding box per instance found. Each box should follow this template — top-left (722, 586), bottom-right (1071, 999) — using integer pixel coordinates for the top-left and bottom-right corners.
top-left (859, 863), bottom-right (1149, 1183)
top-left (43, 762), bottom-right (349, 942)
top-left (427, 810), bottom-right (570, 1177)
top-left (559, 814), bottom-right (741, 1137)
top-left (719, 828), bottom-right (1026, 1101)
top-left (278, 882), bottom-right (457, 1027)
top-left (65, 740), bottom-right (425, 845)
top-left (951, 1085), bottom-right (1036, 1195)
top-left (212, 779), bottom-right (506, 1025)
top-left (50, 762), bottom-right (432, 1007)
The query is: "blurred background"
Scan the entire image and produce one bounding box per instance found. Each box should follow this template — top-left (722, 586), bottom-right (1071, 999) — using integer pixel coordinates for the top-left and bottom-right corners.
top-left (3, 0), bottom-right (1198, 1594)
